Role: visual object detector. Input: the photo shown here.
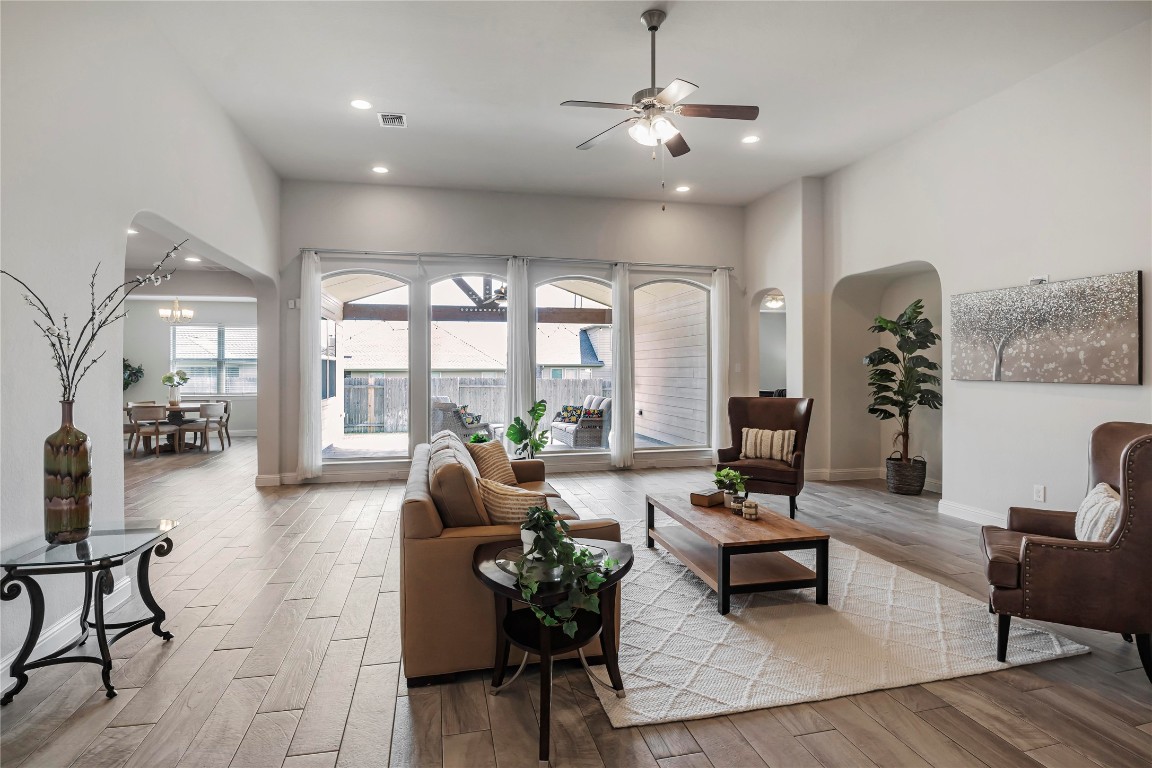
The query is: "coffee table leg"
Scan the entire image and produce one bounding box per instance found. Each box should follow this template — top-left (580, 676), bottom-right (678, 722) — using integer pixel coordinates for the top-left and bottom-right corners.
top-left (815, 540), bottom-right (829, 605)
top-left (539, 623), bottom-right (552, 765)
top-left (717, 548), bottom-right (731, 615)
top-left (646, 501), bottom-right (655, 548)
top-left (1, 570), bottom-right (44, 706)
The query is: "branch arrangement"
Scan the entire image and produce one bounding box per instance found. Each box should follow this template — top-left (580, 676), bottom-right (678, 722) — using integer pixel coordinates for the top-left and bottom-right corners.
top-left (2, 240), bottom-right (187, 401)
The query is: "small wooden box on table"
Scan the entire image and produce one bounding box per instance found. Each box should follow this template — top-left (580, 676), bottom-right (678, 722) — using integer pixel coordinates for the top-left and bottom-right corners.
top-left (645, 493), bottom-right (829, 615)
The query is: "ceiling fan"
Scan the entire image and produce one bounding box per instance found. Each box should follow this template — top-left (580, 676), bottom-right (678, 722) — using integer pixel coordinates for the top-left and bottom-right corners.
top-left (562, 8), bottom-right (759, 157)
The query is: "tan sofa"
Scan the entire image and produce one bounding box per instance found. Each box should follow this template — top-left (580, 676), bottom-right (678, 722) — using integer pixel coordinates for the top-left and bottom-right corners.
top-left (400, 431), bottom-right (621, 682)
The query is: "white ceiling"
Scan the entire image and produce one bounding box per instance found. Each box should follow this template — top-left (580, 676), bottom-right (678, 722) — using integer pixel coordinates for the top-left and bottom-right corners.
top-left (142, 1), bottom-right (1149, 205)
top-left (125, 223), bottom-right (224, 271)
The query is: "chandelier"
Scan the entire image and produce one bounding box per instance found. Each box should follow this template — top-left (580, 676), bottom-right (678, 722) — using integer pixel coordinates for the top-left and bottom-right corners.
top-left (159, 298), bottom-right (194, 324)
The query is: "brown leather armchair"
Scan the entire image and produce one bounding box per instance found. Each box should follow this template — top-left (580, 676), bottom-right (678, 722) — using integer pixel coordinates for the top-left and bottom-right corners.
top-left (981, 422), bottom-right (1152, 683)
top-left (717, 397), bottom-right (814, 519)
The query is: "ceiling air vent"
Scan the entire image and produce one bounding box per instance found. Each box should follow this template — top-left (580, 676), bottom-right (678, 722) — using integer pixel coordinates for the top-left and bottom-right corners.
top-left (377, 113), bottom-right (407, 128)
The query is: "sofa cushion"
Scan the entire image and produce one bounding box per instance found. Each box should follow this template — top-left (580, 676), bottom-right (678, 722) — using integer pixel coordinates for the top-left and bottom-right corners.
top-left (741, 428), bottom-right (796, 461)
top-left (428, 447), bottom-right (489, 528)
top-left (466, 440), bottom-right (518, 485)
top-left (718, 458), bottom-right (797, 484)
top-left (1075, 482), bottom-right (1121, 542)
top-left (981, 527), bottom-right (1025, 588)
top-left (478, 478), bottom-right (549, 524)
top-left (552, 422), bottom-right (577, 435)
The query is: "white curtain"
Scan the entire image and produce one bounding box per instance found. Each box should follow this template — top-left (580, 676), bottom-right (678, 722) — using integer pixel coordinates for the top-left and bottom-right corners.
top-left (610, 263), bottom-right (634, 468)
top-left (505, 256), bottom-right (534, 430)
top-left (297, 250), bottom-right (323, 480)
top-left (710, 268), bottom-right (731, 459)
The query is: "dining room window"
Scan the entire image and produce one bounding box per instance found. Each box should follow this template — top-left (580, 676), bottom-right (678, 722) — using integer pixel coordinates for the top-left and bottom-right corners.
top-left (170, 324), bottom-right (257, 395)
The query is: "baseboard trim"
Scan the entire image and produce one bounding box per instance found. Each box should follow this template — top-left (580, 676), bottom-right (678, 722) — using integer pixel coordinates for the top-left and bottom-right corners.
top-left (938, 499), bottom-right (1005, 527)
top-left (255, 474), bottom-right (282, 487)
top-left (2, 575), bottom-right (132, 691)
top-left (924, 478), bottom-right (943, 494)
top-left (229, 429), bottom-right (257, 437)
top-left (809, 467), bottom-right (943, 494)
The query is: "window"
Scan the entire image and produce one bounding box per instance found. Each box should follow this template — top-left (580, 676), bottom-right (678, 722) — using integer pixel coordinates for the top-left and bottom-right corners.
top-left (320, 318), bottom-right (337, 400)
top-left (170, 325), bottom-right (257, 395)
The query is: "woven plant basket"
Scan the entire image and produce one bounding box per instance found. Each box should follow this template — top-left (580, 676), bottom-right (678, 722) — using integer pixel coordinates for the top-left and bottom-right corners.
top-left (886, 454), bottom-right (927, 495)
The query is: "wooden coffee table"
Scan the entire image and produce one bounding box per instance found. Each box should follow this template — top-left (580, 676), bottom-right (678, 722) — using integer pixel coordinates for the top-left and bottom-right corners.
top-left (645, 493), bottom-right (829, 615)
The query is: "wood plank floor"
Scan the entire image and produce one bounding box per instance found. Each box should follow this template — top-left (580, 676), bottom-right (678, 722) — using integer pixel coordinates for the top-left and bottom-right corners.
top-left (3, 438), bottom-right (1150, 767)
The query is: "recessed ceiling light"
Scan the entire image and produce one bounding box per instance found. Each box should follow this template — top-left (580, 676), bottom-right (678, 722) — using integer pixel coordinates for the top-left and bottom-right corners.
top-left (741, 136), bottom-right (761, 144)
top-left (675, 185), bottom-right (690, 192)
top-left (350, 99), bottom-right (372, 110)
top-left (372, 166), bottom-right (389, 174)
top-left (184, 256), bottom-right (202, 263)
top-left (127, 228), bottom-right (138, 235)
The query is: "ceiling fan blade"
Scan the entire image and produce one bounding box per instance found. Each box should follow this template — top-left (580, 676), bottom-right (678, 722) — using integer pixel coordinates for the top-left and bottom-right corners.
top-left (561, 100), bottom-right (635, 110)
top-left (677, 104), bottom-right (760, 120)
top-left (655, 79), bottom-right (699, 106)
top-left (576, 118), bottom-right (637, 150)
top-left (664, 133), bottom-right (690, 158)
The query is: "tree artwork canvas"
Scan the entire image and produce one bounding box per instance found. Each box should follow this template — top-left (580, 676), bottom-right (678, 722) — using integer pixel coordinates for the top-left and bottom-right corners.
top-left (950, 270), bottom-right (1142, 385)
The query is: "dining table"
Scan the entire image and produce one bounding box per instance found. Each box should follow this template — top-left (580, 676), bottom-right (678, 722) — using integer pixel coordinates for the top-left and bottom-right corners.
top-left (124, 404), bottom-right (203, 451)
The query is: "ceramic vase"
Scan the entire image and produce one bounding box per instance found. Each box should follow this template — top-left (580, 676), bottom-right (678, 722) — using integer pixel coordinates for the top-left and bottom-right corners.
top-left (44, 400), bottom-right (92, 544)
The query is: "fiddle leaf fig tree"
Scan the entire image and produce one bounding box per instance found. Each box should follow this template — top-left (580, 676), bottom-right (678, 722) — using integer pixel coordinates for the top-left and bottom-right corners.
top-left (863, 299), bottom-right (943, 463)
top-left (505, 399), bottom-right (550, 458)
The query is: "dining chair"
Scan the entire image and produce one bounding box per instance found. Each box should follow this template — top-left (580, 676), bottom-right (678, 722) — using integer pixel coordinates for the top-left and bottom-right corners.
top-left (129, 405), bottom-right (179, 457)
top-left (180, 402), bottom-right (227, 452)
top-left (221, 400), bottom-right (233, 446)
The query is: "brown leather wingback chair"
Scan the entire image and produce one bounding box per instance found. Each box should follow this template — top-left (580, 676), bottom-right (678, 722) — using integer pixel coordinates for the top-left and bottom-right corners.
top-left (717, 397), bottom-right (814, 519)
top-left (981, 422), bottom-right (1152, 683)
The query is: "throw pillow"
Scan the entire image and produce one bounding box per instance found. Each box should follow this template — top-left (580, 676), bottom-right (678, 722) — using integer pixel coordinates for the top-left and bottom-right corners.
top-left (466, 439), bottom-right (519, 485)
top-left (462, 413), bottom-right (483, 426)
top-left (582, 408), bottom-right (605, 419)
top-left (558, 405), bottom-right (583, 424)
top-left (740, 428), bottom-right (796, 461)
top-left (478, 478), bottom-right (549, 524)
top-left (1075, 482), bottom-right (1122, 542)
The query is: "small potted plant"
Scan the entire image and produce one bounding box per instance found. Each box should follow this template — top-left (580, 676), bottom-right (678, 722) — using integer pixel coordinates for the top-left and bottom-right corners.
top-left (123, 358), bottom-right (144, 391)
top-left (505, 398), bottom-right (550, 458)
top-left (714, 468), bottom-right (750, 510)
top-left (469, 433), bottom-right (490, 444)
top-left (517, 505), bottom-right (617, 639)
top-left (161, 369), bottom-right (189, 405)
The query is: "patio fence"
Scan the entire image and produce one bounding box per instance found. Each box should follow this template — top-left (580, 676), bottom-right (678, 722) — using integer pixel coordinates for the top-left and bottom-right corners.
top-left (344, 376), bottom-right (611, 433)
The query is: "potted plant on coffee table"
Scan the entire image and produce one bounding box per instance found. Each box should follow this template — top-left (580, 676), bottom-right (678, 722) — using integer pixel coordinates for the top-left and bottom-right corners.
top-left (714, 468), bottom-right (750, 511)
top-left (863, 299), bottom-right (943, 495)
top-left (517, 506), bottom-right (617, 639)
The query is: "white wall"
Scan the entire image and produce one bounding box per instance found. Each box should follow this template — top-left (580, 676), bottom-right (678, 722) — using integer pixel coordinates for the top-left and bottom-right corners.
top-left (758, 312), bottom-right (787, 392)
top-left (278, 180), bottom-right (746, 475)
top-left (123, 299), bottom-right (259, 433)
top-left (1, 3), bottom-right (279, 661)
top-left (822, 22), bottom-right (1151, 521)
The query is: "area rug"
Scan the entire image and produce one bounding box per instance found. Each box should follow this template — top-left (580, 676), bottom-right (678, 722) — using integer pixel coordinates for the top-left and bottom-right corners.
top-left (591, 521), bottom-right (1088, 727)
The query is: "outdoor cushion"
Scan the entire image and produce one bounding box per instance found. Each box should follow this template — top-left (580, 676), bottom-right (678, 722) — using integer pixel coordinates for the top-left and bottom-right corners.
top-left (558, 405), bottom-right (583, 423)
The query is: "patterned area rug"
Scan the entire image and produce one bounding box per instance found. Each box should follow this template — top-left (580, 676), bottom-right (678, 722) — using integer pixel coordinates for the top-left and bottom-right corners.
top-left (592, 521), bottom-right (1088, 727)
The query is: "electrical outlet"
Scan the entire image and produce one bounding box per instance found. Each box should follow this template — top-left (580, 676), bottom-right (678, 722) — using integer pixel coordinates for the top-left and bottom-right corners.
top-left (1033, 484), bottom-right (1046, 503)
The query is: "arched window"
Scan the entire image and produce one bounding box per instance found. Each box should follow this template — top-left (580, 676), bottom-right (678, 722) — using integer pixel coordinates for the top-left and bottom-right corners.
top-left (535, 279), bottom-right (613, 452)
top-left (321, 272), bottom-right (409, 459)
top-left (429, 275), bottom-right (507, 441)
top-left (633, 281), bottom-right (709, 448)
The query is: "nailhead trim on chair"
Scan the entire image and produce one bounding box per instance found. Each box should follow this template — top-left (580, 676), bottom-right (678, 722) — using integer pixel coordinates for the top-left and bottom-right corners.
top-left (1020, 437), bottom-right (1148, 618)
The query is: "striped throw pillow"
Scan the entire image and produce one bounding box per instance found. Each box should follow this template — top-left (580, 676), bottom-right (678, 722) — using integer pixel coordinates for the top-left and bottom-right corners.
top-left (740, 428), bottom-right (796, 462)
top-left (478, 478), bottom-right (548, 524)
top-left (466, 439), bottom-right (518, 485)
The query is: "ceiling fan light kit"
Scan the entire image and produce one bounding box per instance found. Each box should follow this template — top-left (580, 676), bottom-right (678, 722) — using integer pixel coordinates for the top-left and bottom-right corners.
top-left (561, 8), bottom-right (761, 158)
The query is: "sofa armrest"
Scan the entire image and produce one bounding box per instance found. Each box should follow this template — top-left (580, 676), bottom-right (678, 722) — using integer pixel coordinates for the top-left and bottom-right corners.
top-left (576, 417), bottom-right (604, 428)
top-left (717, 447), bottom-right (740, 462)
top-left (433, 516), bottom-right (620, 543)
top-left (511, 458), bottom-right (546, 484)
top-left (1018, 534), bottom-right (1132, 629)
top-left (1007, 507), bottom-right (1077, 538)
top-left (790, 450), bottom-right (805, 471)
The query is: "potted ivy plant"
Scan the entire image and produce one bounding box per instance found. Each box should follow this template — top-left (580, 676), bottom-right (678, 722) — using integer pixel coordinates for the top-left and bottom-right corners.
top-left (468, 433), bottom-right (490, 444)
top-left (505, 398), bottom-right (550, 458)
top-left (517, 506), bottom-right (618, 639)
top-left (863, 299), bottom-right (943, 495)
top-left (714, 468), bottom-right (750, 510)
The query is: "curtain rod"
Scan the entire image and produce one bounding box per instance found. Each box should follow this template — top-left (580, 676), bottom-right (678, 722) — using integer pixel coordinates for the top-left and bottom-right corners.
top-left (303, 247), bottom-right (734, 273)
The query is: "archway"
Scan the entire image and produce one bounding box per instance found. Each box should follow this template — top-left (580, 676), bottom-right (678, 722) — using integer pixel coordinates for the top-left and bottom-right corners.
top-left (829, 262), bottom-right (943, 493)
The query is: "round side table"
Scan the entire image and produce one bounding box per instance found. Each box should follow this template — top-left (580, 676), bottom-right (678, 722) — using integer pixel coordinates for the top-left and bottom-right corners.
top-left (473, 538), bottom-right (633, 766)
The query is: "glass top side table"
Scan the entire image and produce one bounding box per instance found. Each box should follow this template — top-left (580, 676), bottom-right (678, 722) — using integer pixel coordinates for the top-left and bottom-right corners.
top-left (0, 519), bottom-right (179, 705)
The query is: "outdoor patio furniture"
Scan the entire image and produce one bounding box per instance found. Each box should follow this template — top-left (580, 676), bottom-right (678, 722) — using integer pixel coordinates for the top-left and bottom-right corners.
top-left (431, 401), bottom-right (493, 441)
top-left (552, 395), bottom-right (611, 449)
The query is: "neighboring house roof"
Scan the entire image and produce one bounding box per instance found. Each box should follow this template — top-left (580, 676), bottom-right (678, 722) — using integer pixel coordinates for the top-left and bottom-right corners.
top-left (342, 321), bottom-right (604, 371)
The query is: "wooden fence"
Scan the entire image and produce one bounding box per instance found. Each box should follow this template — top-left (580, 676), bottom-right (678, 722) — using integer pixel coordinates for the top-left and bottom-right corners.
top-left (343, 376), bottom-right (611, 433)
